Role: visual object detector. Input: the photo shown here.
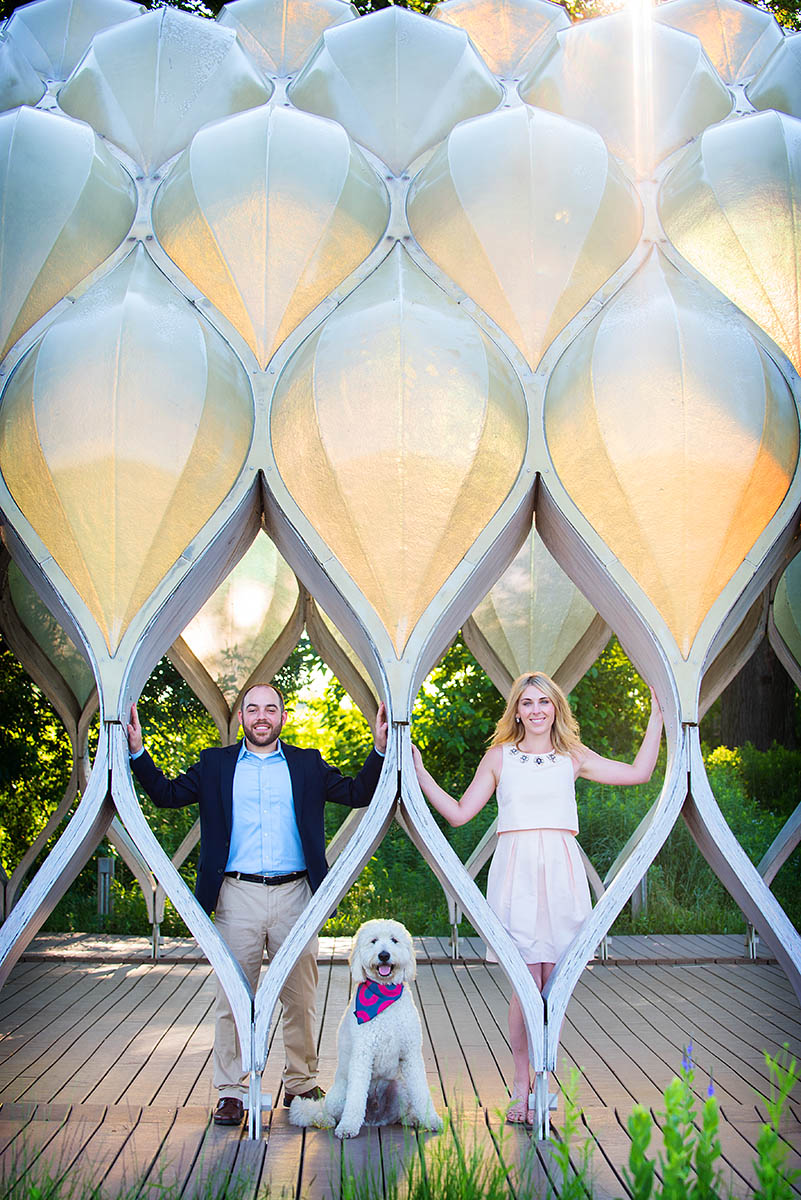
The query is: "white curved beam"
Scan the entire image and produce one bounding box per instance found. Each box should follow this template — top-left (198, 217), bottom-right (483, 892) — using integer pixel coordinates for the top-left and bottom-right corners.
top-left (305, 594), bottom-right (378, 724)
top-left (684, 726), bottom-right (801, 999)
top-left (396, 727), bottom-right (549, 1127)
top-left (108, 725), bottom-right (254, 1066)
top-left (0, 731), bottom-right (114, 988)
top-left (544, 726), bottom-right (687, 1065)
top-left (758, 803), bottom-right (801, 888)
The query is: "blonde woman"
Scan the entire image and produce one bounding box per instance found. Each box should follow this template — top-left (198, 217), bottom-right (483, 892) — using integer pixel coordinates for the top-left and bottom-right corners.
top-left (412, 671), bottom-right (663, 1124)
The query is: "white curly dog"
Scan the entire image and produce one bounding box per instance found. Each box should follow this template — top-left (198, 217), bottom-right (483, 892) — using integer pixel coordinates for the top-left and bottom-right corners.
top-left (289, 918), bottom-right (443, 1139)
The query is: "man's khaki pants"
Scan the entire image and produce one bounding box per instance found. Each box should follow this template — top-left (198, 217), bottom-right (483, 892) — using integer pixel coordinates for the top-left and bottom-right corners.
top-left (212, 875), bottom-right (319, 1099)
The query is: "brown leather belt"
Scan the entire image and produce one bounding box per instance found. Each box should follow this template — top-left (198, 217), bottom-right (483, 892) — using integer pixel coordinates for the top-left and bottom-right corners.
top-left (224, 870), bottom-right (307, 886)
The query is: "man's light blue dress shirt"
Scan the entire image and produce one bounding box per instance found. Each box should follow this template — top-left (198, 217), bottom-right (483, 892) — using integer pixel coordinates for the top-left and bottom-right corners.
top-left (225, 739), bottom-right (305, 875)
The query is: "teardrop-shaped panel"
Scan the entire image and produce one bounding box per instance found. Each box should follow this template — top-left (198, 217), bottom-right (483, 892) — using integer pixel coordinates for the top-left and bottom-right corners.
top-left (288, 6), bottom-right (501, 175)
top-left (58, 7), bottom-right (272, 172)
top-left (772, 553), bottom-right (801, 669)
top-left (544, 251), bottom-right (798, 658)
top-left (0, 35), bottom-right (46, 110)
top-left (470, 526), bottom-right (600, 681)
top-left (5, 0), bottom-right (141, 80)
top-left (217, 0), bottom-right (357, 78)
top-left (407, 105), bottom-right (642, 370)
top-left (432, 0), bottom-right (569, 80)
top-left (7, 560), bottom-right (95, 706)
top-left (660, 110), bottom-right (801, 375)
top-left (747, 33), bottom-right (801, 120)
top-left (271, 247), bottom-right (528, 655)
top-left (0, 246), bottom-right (254, 652)
top-left (654, 0), bottom-right (782, 84)
top-left (520, 12), bottom-right (731, 176)
top-left (0, 106), bottom-right (136, 362)
top-left (180, 531), bottom-right (299, 705)
top-left (152, 105), bottom-right (389, 369)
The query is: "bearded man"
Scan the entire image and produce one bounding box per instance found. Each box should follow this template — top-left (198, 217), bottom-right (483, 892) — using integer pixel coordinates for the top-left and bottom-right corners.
top-left (127, 682), bottom-right (387, 1125)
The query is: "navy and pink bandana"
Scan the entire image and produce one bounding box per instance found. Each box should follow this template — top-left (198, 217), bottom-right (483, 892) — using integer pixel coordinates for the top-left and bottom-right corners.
top-left (354, 979), bottom-right (404, 1024)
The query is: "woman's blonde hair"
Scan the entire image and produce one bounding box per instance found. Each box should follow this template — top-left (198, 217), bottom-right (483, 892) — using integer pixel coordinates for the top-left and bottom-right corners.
top-left (489, 672), bottom-right (583, 756)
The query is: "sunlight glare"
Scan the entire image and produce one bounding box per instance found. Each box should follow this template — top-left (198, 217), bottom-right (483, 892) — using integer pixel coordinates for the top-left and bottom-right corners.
top-left (630, 0), bottom-right (655, 178)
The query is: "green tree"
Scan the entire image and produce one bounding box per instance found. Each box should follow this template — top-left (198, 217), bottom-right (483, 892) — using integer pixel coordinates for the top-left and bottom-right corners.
top-left (0, 636), bottom-right (72, 878)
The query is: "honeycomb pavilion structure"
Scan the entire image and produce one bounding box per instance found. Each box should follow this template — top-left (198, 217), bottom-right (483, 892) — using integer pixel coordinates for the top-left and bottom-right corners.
top-left (1, 0), bottom-right (801, 1140)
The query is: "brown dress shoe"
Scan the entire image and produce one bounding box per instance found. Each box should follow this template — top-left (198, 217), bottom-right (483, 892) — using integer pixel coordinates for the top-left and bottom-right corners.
top-left (213, 1096), bottom-right (245, 1125)
top-left (283, 1085), bottom-right (325, 1108)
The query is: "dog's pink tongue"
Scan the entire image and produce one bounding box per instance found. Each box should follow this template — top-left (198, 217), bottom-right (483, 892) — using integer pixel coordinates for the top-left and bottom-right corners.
top-left (378, 964), bottom-right (392, 977)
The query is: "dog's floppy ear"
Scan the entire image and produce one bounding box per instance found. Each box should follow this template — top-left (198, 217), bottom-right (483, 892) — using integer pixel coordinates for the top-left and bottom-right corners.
top-left (399, 926), bottom-right (416, 983)
top-left (349, 929), bottom-right (367, 983)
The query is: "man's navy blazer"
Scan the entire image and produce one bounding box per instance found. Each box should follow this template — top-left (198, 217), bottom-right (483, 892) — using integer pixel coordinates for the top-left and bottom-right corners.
top-left (131, 741), bottom-right (384, 914)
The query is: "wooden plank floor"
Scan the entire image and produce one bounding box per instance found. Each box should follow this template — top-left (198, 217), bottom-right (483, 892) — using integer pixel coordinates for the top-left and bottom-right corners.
top-left (0, 936), bottom-right (798, 1198)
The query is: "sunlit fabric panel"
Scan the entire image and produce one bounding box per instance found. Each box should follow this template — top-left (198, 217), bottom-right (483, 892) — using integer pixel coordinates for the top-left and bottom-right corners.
top-left (180, 532), bottom-right (299, 705)
top-left (659, 110), bottom-right (801, 375)
top-left (0, 247), bottom-right (254, 652)
top-left (8, 561), bottom-right (95, 707)
top-left (217, 0), bottom-right (357, 78)
top-left (152, 105), bottom-right (389, 369)
top-left (654, 0), bottom-right (783, 84)
top-left (773, 554), bottom-right (801, 669)
top-left (58, 7), bottom-right (272, 172)
top-left (271, 247), bottom-right (527, 655)
top-left (747, 33), bottom-right (801, 121)
top-left (5, 0), bottom-right (142, 80)
top-left (431, 0), bottom-right (569, 80)
top-left (315, 605), bottom-right (373, 688)
top-left (471, 527), bottom-right (599, 681)
top-left (0, 105), bottom-right (136, 362)
top-left (288, 5), bottom-right (502, 174)
top-left (0, 37), bottom-right (46, 109)
top-left (407, 104), bottom-right (642, 370)
top-left (520, 11), bottom-right (731, 175)
top-left (544, 251), bottom-right (799, 659)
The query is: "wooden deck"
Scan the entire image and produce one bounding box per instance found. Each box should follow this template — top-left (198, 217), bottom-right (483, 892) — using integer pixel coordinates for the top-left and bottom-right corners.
top-left (0, 934), bottom-right (799, 1198)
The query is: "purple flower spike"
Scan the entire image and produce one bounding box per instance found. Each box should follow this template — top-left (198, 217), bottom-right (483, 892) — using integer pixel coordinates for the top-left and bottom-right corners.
top-left (682, 1041), bottom-right (694, 1073)
top-left (707, 1067), bottom-right (715, 1098)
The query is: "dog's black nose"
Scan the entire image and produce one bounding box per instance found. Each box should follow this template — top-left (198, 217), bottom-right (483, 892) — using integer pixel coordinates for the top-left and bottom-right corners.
top-left (378, 950), bottom-right (391, 962)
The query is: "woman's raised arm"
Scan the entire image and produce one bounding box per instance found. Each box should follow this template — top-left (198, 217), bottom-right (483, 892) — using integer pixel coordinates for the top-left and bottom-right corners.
top-left (575, 688), bottom-right (664, 786)
top-left (412, 744), bottom-right (502, 827)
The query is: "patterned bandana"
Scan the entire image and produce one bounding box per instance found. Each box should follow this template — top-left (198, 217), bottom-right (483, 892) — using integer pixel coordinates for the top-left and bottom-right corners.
top-left (354, 979), bottom-right (404, 1024)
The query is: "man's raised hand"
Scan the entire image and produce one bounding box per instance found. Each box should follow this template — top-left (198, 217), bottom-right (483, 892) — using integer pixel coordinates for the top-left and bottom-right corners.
top-left (127, 703), bottom-right (143, 755)
top-left (374, 702), bottom-right (388, 755)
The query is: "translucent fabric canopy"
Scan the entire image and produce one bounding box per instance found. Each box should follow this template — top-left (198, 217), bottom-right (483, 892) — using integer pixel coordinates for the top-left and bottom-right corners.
top-left (544, 250), bottom-right (798, 659)
top-left (217, 0), bottom-right (357, 78)
top-left (5, 0), bottom-right (141, 80)
top-left (289, 5), bottom-right (502, 173)
top-left (408, 104), bottom-right (642, 369)
top-left (8, 560), bottom-right (95, 708)
top-left (773, 554), bottom-right (801, 673)
top-left (432, 0), bottom-right (569, 80)
top-left (180, 532), bottom-right (299, 706)
top-left (0, 105), bottom-right (135, 363)
top-left (271, 247), bottom-right (528, 654)
top-left (520, 11), bottom-right (731, 175)
top-left (0, 33), bottom-right (46, 109)
top-left (659, 110), bottom-right (801, 375)
top-left (153, 104), bottom-right (389, 369)
top-left (654, 0), bottom-right (783, 84)
top-left (469, 527), bottom-right (600, 682)
top-left (58, 6), bottom-right (272, 171)
top-left (0, 247), bottom-right (254, 651)
top-left (746, 33), bottom-right (801, 122)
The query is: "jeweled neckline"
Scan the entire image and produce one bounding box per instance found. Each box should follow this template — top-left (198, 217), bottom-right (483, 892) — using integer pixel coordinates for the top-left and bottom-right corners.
top-left (509, 747), bottom-right (558, 766)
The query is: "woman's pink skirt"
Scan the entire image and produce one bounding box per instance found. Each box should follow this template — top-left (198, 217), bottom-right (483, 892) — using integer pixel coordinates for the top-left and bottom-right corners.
top-left (485, 829), bottom-right (592, 964)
